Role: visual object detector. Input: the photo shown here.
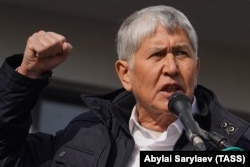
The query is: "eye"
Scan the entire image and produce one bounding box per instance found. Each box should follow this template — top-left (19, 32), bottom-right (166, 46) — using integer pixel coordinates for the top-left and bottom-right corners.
top-left (173, 50), bottom-right (188, 57)
top-left (152, 50), bottom-right (166, 57)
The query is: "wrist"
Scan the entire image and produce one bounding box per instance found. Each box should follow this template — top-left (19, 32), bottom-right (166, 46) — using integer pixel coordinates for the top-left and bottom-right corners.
top-left (15, 66), bottom-right (42, 79)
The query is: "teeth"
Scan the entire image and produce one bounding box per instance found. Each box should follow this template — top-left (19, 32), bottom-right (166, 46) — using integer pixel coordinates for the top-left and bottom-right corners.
top-left (165, 86), bottom-right (178, 92)
top-left (166, 88), bottom-right (177, 92)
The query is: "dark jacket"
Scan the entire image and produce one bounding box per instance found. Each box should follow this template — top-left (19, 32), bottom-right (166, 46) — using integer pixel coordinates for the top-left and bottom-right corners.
top-left (0, 55), bottom-right (250, 167)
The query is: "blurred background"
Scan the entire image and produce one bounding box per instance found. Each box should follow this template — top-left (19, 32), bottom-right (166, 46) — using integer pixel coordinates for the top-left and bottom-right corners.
top-left (1, 0), bottom-right (250, 134)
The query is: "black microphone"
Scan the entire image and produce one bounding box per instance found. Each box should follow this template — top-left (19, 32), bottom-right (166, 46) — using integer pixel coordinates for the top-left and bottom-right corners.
top-left (168, 92), bottom-right (207, 151)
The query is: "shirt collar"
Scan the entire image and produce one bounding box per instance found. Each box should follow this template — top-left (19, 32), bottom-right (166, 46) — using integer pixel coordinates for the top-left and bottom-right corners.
top-left (129, 95), bottom-right (199, 136)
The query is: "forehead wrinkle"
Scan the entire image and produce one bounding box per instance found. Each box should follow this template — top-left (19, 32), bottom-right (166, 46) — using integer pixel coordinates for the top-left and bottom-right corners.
top-left (173, 44), bottom-right (191, 50)
top-left (149, 45), bottom-right (168, 53)
top-left (146, 42), bottom-right (192, 54)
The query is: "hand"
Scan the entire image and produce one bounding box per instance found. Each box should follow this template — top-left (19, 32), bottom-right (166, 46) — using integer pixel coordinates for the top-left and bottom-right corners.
top-left (17, 31), bottom-right (72, 78)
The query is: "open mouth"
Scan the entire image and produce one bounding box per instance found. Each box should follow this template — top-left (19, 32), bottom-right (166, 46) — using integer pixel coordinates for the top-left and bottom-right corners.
top-left (162, 85), bottom-right (182, 93)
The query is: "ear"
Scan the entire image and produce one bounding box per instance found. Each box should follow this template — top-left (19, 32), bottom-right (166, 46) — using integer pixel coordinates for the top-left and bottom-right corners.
top-left (196, 57), bottom-right (200, 74)
top-left (115, 60), bottom-right (132, 91)
top-left (194, 57), bottom-right (200, 86)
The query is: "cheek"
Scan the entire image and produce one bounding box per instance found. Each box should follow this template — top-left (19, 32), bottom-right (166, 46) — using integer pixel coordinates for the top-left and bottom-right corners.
top-left (131, 62), bottom-right (153, 84)
top-left (181, 64), bottom-right (199, 89)
top-left (130, 65), bottom-right (160, 98)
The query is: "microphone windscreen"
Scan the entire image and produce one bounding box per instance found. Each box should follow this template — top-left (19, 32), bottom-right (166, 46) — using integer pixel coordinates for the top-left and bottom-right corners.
top-left (168, 92), bottom-right (191, 117)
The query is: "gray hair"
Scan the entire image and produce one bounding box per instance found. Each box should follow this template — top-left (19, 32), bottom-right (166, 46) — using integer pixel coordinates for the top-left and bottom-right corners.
top-left (116, 5), bottom-right (198, 63)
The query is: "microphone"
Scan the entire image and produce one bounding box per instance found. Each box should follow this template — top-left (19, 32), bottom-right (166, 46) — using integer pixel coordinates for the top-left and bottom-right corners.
top-left (168, 92), bottom-right (207, 151)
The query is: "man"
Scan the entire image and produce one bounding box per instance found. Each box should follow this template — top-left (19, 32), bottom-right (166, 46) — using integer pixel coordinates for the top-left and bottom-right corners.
top-left (0, 5), bottom-right (249, 167)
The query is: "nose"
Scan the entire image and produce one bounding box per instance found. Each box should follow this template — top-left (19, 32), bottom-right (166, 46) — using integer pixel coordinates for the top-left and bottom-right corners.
top-left (162, 54), bottom-right (178, 76)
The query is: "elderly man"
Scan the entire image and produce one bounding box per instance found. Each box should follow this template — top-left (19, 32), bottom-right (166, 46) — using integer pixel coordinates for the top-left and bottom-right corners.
top-left (0, 5), bottom-right (249, 167)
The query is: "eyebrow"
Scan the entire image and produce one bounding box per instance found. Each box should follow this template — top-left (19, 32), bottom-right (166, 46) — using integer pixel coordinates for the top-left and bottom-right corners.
top-left (149, 43), bottom-right (193, 53)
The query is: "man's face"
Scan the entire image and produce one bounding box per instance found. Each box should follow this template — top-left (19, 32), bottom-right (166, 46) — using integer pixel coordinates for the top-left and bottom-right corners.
top-left (116, 24), bottom-right (200, 115)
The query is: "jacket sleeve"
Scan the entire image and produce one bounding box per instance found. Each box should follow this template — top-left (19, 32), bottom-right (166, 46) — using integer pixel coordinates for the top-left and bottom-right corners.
top-left (0, 55), bottom-right (56, 166)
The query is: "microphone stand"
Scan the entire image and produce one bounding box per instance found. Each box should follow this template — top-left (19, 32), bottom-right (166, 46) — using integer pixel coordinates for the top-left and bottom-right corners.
top-left (182, 122), bottom-right (208, 151)
top-left (185, 130), bottom-right (207, 151)
top-left (183, 125), bottom-right (244, 151)
top-left (203, 131), bottom-right (244, 151)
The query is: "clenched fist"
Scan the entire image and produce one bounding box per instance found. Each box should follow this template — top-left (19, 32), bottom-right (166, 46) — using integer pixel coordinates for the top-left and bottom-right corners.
top-left (17, 31), bottom-right (72, 78)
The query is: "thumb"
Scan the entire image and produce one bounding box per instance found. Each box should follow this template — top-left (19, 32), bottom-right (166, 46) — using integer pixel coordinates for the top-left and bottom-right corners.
top-left (62, 42), bottom-right (73, 55)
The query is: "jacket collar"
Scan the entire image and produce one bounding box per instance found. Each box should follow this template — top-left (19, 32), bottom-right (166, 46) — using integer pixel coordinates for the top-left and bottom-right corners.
top-left (81, 85), bottom-right (249, 150)
top-left (80, 88), bottom-right (135, 127)
top-left (184, 85), bottom-right (249, 150)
